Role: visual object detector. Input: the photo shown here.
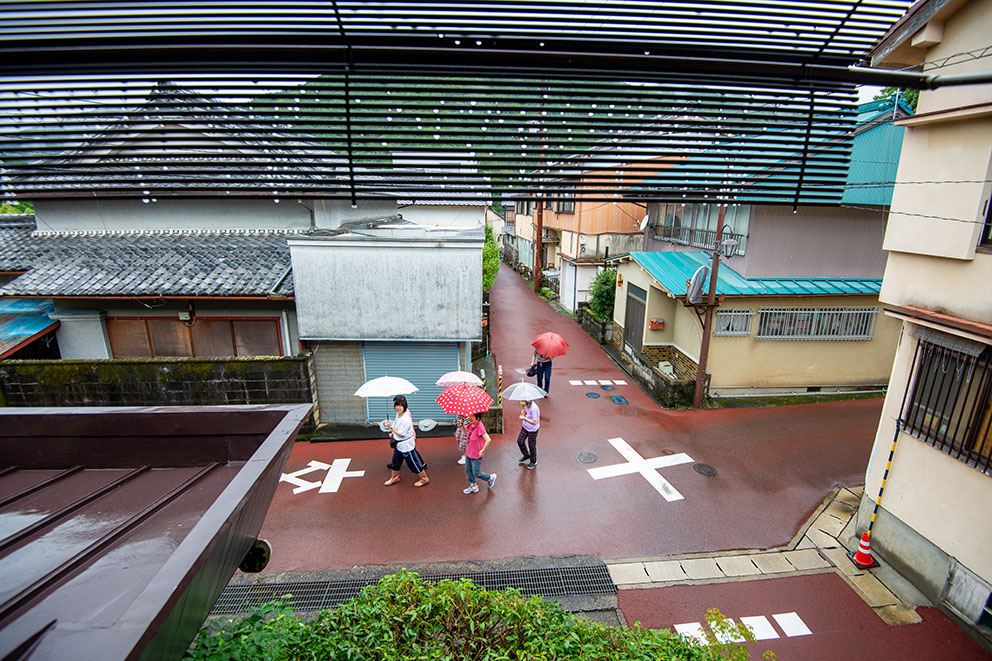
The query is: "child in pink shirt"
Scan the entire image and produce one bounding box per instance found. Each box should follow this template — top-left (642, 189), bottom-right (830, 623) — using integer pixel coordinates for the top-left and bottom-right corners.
top-left (463, 412), bottom-right (496, 494)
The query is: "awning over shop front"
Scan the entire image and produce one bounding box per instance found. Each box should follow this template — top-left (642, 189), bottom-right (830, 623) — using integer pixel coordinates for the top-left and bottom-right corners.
top-left (0, 299), bottom-right (58, 359)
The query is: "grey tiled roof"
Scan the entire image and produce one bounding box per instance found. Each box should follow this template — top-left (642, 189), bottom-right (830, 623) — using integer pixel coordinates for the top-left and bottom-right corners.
top-left (0, 229), bottom-right (297, 298)
top-left (0, 216), bottom-right (43, 271)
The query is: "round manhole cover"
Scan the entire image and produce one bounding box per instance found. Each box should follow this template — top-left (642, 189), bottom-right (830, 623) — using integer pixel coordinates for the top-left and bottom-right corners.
top-left (693, 463), bottom-right (717, 476)
top-left (576, 452), bottom-right (598, 464)
top-left (585, 392), bottom-right (600, 398)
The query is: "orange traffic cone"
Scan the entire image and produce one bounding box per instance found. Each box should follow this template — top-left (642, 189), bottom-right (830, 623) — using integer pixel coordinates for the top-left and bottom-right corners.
top-left (850, 532), bottom-right (880, 569)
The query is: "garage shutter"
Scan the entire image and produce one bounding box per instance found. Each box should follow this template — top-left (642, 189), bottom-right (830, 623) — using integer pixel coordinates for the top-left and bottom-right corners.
top-left (363, 341), bottom-right (461, 424)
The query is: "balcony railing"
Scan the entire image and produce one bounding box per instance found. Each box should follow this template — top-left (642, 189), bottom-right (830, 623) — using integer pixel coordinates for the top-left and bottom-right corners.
top-left (653, 225), bottom-right (747, 255)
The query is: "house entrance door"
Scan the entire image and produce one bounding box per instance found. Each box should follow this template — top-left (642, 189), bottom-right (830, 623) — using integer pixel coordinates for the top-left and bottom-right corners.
top-left (623, 285), bottom-right (646, 356)
top-left (561, 260), bottom-right (577, 312)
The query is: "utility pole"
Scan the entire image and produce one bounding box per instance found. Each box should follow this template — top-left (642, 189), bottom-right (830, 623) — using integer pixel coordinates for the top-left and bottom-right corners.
top-left (534, 198), bottom-right (543, 293)
top-left (692, 204), bottom-right (726, 409)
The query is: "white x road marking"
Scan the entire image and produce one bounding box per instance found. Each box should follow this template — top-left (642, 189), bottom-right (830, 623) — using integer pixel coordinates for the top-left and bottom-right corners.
top-left (280, 458), bottom-right (365, 494)
top-left (586, 437), bottom-right (693, 501)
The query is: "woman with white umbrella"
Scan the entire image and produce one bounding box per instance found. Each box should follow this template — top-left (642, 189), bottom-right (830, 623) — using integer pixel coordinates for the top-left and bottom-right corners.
top-left (383, 395), bottom-right (430, 487)
top-left (502, 381), bottom-right (547, 470)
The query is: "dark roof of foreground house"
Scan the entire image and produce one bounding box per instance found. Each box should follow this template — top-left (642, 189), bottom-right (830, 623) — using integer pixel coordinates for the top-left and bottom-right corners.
top-left (0, 226), bottom-right (299, 298)
top-left (0, 404), bottom-right (312, 661)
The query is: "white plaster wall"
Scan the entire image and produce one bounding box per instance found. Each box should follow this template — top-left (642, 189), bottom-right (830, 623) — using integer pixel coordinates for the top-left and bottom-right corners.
top-left (34, 198), bottom-right (310, 232)
top-left (880, 251), bottom-right (992, 326)
top-left (50, 312), bottom-right (111, 359)
top-left (290, 231), bottom-right (483, 340)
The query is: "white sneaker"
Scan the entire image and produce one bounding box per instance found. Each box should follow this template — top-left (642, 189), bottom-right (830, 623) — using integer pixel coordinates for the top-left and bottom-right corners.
top-left (457, 455), bottom-right (466, 465)
top-left (463, 485), bottom-right (479, 494)
top-left (488, 473), bottom-right (497, 489)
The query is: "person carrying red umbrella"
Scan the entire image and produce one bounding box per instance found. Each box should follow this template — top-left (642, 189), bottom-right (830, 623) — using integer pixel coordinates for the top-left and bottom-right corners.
top-left (530, 332), bottom-right (568, 396)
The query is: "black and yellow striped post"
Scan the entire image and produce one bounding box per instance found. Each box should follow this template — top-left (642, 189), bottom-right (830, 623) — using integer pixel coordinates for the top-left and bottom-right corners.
top-left (867, 425), bottom-right (901, 537)
top-left (498, 365), bottom-right (503, 407)
top-left (480, 368), bottom-right (486, 392)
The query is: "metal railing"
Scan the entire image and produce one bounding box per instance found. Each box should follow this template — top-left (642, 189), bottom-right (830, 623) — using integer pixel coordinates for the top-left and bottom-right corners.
top-left (902, 341), bottom-right (992, 476)
top-left (653, 225), bottom-right (747, 255)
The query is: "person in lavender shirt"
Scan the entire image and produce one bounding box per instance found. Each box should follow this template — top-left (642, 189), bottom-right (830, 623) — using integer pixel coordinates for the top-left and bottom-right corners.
top-left (516, 399), bottom-right (540, 470)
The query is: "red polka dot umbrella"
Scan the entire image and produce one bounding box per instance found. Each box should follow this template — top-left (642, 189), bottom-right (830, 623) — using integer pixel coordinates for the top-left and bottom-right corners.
top-left (532, 332), bottom-right (569, 358)
top-left (435, 383), bottom-right (493, 416)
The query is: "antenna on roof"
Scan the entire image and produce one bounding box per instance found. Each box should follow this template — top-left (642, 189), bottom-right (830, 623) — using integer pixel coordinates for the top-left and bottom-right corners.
top-left (686, 265), bottom-right (709, 305)
top-left (638, 213), bottom-right (650, 232)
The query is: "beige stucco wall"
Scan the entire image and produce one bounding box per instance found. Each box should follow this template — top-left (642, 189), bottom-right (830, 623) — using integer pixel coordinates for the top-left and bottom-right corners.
top-left (515, 213), bottom-right (535, 241)
top-left (883, 119), bottom-right (992, 259)
top-left (881, 247), bottom-right (992, 327)
top-left (864, 330), bottom-right (992, 582)
top-left (705, 296), bottom-right (901, 389)
top-left (881, 0), bottom-right (992, 261)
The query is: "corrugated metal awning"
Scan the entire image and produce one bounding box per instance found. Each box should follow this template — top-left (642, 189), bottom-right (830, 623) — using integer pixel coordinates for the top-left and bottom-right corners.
top-left (627, 251), bottom-right (882, 298)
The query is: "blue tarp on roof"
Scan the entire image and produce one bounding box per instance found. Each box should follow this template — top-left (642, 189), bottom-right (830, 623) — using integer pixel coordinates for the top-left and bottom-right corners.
top-left (627, 251), bottom-right (881, 297)
top-left (0, 299), bottom-right (58, 358)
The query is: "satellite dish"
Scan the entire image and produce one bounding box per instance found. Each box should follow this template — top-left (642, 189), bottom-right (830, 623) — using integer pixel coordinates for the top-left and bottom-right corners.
top-left (638, 214), bottom-right (650, 232)
top-left (687, 265), bottom-right (709, 305)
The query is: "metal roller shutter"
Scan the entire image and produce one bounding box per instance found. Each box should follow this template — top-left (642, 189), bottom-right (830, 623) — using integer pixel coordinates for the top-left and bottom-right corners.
top-left (363, 341), bottom-right (461, 424)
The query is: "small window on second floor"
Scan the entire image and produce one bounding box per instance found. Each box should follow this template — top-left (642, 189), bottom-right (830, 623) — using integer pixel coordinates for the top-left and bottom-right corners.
top-left (980, 195), bottom-right (992, 249)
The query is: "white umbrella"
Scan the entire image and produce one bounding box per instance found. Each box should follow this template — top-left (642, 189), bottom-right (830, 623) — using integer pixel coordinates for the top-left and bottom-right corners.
top-left (435, 370), bottom-right (483, 387)
top-left (501, 380), bottom-right (547, 401)
top-left (354, 376), bottom-right (419, 398)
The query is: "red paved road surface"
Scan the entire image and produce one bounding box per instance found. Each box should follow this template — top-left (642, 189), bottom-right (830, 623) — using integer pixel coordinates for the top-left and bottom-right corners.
top-left (257, 265), bottom-right (883, 572)
top-left (618, 573), bottom-right (990, 660)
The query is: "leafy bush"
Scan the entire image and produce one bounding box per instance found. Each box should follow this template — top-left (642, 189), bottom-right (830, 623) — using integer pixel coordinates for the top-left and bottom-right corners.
top-left (188, 571), bottom-right (769, 660)
top-left (483, 224), bottom-right (500, 292)
top-left (588, 267), bottom-right (618, 321)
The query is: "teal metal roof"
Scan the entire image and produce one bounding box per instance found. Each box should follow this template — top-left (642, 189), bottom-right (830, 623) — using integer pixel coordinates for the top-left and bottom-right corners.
top-left (637, 98), bottom-right (908, 207)
top-left (0, 299), bottom-right (58, 359)
top-left (628, 251), bottom-right (881, 297)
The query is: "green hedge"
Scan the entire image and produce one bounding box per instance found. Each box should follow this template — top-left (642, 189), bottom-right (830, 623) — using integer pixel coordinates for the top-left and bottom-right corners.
top-left (188, 571), bottom-right (772, 660)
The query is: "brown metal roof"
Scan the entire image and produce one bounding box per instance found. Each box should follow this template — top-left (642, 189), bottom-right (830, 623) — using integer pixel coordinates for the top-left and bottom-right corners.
top-left (0, 404), bottom-right (312, 661)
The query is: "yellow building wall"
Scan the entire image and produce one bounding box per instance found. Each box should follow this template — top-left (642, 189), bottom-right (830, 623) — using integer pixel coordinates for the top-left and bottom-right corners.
top-left (706, 296), bottom-right (901, 389)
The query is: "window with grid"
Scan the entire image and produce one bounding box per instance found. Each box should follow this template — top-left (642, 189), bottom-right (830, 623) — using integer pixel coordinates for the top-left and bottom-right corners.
top-left (755, 307), bottom-right (877, 341)
top-left (714, 310), bottom-right (754, 336)
top-left (107, 318), bottom-right (282, 358)
top-left (903, 340), bottom-right (992, 476)
top-left (556, 186), bottom-right (575, 214)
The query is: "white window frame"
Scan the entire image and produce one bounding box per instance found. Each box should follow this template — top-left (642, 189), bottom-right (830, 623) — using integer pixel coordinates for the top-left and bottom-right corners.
top-left (714, 309), bottom-right (753, 336)
top-left (755, 307), bottom-right (878, 341)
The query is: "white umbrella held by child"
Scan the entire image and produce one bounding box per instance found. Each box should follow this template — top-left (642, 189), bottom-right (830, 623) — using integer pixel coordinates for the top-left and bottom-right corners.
top-left (501, 380), bottom-right (547, 401)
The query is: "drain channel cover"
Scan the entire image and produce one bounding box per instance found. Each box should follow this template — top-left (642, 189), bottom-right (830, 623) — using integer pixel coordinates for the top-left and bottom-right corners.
top-left (576, 452), bottom-right (598, 464)
top-left (693, 463), bottom-right (717, 476)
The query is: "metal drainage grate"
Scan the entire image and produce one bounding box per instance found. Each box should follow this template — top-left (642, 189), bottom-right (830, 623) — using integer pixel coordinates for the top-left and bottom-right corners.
top-left (211, 565), bottom-right (616, 615)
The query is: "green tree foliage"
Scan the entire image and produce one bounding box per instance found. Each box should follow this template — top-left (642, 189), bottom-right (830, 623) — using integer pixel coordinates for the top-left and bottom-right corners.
top-left (588, 267), bottom-right (618, 321)
top-left (187, 571), bottom-right (768, 660)
top-left (873, 87), bottom-right (918, 112)
top-left (483, 224), bottom-right (500, 292)
top-left (0, 200), bottom-right (34, 214)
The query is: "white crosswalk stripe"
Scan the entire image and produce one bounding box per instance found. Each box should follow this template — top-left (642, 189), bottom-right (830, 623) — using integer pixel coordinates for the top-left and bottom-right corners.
top-left (772, 612), bottom-right (812, 637)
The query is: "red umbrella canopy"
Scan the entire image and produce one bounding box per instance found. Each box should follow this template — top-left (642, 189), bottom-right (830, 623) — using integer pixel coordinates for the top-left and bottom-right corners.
top-left (532, 332), bottom-right (569, 358)
top-left (436, 384), bottom-right (494, 416)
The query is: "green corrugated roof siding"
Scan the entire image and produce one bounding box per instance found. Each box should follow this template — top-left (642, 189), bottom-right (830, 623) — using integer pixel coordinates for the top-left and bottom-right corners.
top-left (637, 99), bottom-right (907, 206)
top-left (843, 120), bottom-right (903, 206)
top-left (628, 252), bottom-right (881, 297)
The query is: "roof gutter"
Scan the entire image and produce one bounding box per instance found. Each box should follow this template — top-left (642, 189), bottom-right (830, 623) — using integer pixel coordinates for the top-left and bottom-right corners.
top-left (847, 66), bottom-right (992, 90)
top-left (267, 265), bottom-right (293, 300)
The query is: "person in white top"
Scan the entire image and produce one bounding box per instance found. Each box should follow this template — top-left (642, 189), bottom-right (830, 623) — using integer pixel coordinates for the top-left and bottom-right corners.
top-left (383, 395), bottom-right (430, 487)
